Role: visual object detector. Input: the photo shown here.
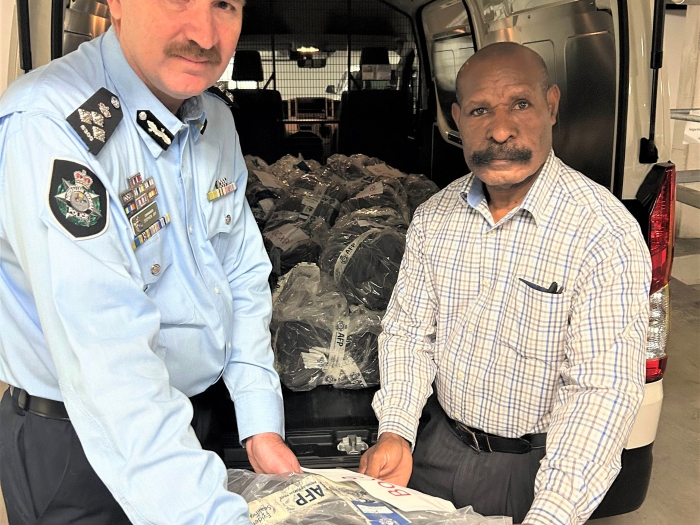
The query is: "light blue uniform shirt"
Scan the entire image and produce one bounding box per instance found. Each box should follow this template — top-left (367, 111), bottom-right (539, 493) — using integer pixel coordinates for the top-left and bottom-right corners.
top-left (0, 28), bottom-right (284, 524)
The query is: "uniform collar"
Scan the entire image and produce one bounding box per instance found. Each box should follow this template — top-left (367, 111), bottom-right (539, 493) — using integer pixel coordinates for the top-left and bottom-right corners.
top-left (178, 97), bottom-right (208, 143)
top-left (461, 149), bottom-right (559, 227)
top-left (101, 28), bottom-right (187, 158)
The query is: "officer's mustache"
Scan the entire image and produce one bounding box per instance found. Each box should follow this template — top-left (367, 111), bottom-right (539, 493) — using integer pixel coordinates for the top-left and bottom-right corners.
top-left (470, 144), bottom-right (533, 166)
top-left (166, 41), bottom-right (222, 66)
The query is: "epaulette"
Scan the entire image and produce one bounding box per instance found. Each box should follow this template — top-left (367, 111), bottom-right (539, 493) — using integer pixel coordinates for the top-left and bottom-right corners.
top-left (66, 87), bottom-right (123, 156)
top-left (206, 86), bottom-right (238, 109)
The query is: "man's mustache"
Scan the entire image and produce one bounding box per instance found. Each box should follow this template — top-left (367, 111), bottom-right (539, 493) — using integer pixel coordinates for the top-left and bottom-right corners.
top-left (470, 144), bottom-right (533, 166)
top-left (165, 41), bottom-right (222, 66)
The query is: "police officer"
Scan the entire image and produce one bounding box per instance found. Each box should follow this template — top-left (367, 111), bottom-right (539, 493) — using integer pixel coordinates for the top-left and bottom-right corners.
top-left (0, 0), bottom-right (301, 523)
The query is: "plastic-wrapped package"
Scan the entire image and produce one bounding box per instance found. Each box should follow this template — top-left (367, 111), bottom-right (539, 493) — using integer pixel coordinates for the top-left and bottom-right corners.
top-left (271, 263), bottom-right (382, 392)
top-left (339, 176), bottom-right (411, 224)
top-left (275, 173), bottom-right (348, 225)
top-left (332, 207), bottom-right (409, 234)
top-left (404, 173), bottom-right (440, 214)
top-left (244, 155), bottom-right (269, 173)
top-left (325, 154), bottom-right (380, 192)
top-left (263, 216), bottom-right (330, 278)
top-left (261, 170), bottom-right (348, 276)
top-left (269, 154), bottom-right (322, 186)
top-left (245, 166), bottom-right (287, 230)
top-left (227, 469), bottom-right (513, 525)
top-left (320, 215), bottom-right (406, 311)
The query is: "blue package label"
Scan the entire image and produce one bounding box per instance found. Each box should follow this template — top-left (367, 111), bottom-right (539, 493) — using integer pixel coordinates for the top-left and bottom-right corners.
top-left (351, 501), bottom-right (412, 525)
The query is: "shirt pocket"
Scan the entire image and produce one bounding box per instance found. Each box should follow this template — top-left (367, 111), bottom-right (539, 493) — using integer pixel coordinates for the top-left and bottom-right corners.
top-left (200, 188), bottom-right (239, 262)
top-left (134, 231), bottom-right (195, 325)
top-left (498, 280), bottom-right (570, 362)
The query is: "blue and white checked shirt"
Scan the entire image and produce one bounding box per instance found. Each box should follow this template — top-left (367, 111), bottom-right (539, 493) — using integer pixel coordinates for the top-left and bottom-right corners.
top-left (373, 151), bottom-right (651, 525)
top-left (0, 28), bottom-right (282, 524)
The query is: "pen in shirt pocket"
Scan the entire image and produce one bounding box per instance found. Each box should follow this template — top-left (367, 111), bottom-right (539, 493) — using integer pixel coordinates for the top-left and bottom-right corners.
top-left (519, 277), bottom-right (563, 294)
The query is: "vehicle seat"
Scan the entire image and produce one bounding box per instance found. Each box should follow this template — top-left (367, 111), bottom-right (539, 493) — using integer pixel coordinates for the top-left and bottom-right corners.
top-left (229, 50), bottom-right (285, 164)
top-left (350, 47), bottom-right (392, 91)
top-left (339, 48), bottom-right (412, 171)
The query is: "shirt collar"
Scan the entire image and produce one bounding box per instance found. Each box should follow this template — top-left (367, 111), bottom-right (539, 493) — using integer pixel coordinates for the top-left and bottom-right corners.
top-left (178, 97), bottom-right (208, 142)
top-left (461, 149), bottom-right (559, 227)
top-left (101, 28), bottom-right (188, 158)
top-left (519, 149), bottom-right (558, 226)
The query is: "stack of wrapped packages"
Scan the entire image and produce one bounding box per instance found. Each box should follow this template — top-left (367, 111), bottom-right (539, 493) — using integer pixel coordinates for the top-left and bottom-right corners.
top-left (243, 153), bottom-right (440, 392)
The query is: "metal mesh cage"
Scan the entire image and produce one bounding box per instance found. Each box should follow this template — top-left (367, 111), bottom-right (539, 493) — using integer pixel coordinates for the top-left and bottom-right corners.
top-left (220, 0), bottom-right (419, 109)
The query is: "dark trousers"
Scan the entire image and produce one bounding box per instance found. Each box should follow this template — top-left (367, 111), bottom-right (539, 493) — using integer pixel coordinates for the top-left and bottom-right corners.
top-left (408, 397), bottom-right (546, 524)
top-left (0, 384), bottom-right (226, 525)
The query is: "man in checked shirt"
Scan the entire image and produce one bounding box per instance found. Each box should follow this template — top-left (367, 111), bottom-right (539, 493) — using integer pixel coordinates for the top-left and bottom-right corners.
top-left (358, 42), bottom-right (651, 525)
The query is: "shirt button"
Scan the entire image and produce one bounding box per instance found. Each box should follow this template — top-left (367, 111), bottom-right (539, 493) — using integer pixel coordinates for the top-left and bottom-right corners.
top-left (458, 371), bottom-right (465, 380)
top-left (225, 214), bottom-right (231, 225)
top-left (214, 286), bottom-right (220, 294)
top-left (150, 264), bottom-right (161, 276)
top-left (227, 342), bottom-right (232, 349)
top-left (482, 279), bottom-right (490, 287)
top-left (468, 324), bottom-right (475, 332)
top-left (188, 226), bottom-right (193, 234)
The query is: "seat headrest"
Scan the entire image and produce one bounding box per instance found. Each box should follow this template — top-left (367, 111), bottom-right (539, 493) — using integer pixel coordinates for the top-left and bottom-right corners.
top-left (232, 50), bottom-right (264, 82)
top-left (360, 47), bottom-right (390, 65)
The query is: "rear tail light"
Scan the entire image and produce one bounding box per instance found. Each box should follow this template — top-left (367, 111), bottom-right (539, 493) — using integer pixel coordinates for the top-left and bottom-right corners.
top-left (644, 164), bottom-right (675, 383)
top-left (649, 166), bottom-right (676, 295)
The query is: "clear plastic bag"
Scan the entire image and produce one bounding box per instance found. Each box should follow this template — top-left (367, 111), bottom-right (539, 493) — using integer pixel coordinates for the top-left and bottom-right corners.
top-left (403, 173), bottom-right (440, 215)
top-left (263, 215), bottom-right (330, 279)
top-left (271, 264), bottom-right (382, 392)
top-left (325, 154), bottom-right (384, 194)
top-left (284, 173), bottom-right (348, 224)
top-left (331, 207), bottom-right (409, 234)
top-left (339, 177), bottom-right (411, 223)
top-left (245, 155), bottom-right (270, 173)
top-left (227, 469), bottom-right (513, 525)
top-left (319, 213), bottom-right (406, 311)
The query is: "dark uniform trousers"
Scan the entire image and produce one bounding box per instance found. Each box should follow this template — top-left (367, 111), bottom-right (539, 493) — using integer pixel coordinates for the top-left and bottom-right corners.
top-left (407, 397), bottom-right (546, 524)
top-left (0, 385), bottom-right (226, 525)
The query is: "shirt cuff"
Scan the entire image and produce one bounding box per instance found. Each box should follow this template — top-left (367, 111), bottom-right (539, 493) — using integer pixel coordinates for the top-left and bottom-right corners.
top-left (523, 490), bottom-right (577, 525)
top-left (234, 390), bottom-right (285, 445)
top-left (376, 406), bottom-right (421, 449)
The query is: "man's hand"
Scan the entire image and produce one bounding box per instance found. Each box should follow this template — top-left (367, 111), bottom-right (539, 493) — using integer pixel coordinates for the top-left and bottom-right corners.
top-left (358, 432), bottom-right (413, 486)
top-left (245, 432), bottom-right (301, 474)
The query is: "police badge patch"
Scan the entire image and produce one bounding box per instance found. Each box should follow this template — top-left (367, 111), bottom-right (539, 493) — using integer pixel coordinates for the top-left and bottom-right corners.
top-left (48, 159), bottom-right (109, 239)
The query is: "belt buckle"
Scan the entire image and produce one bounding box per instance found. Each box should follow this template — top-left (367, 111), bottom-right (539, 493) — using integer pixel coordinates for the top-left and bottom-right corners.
top-left (459, 423), bottom-right (492, 453)
top-left (518, 436), bottom-right (533, 453)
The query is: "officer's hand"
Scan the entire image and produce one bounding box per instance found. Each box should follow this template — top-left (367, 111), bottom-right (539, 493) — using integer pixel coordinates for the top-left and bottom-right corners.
top-left (246, 432), bottom-right (302, 474)
top-left (358, 432), bottom-right (412, 486)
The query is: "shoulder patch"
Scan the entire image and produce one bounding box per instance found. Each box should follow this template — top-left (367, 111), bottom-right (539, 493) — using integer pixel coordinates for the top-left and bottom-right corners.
top-left (48, 159), bottom-right (109, 239)
top-left (206, 86), bottom-right (237, 108)
top-left (66, 88), bottom-right (123, 156)
top-left (136, 110), bottom-right (174, 151)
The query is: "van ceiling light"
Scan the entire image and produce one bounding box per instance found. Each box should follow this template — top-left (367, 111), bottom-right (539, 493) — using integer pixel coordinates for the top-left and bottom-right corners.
top-left (296, 46), bottom-right (319, 54)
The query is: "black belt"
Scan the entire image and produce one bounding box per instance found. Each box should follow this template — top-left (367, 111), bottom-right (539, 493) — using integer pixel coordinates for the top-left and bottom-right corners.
top-left (449, 418), bottom-right (546, 454)
top-left (9, 386), bottom-right (70, 420)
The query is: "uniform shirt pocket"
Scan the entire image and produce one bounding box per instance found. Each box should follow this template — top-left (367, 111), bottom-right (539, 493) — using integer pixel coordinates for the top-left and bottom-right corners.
top-left (204, 193), bottom-right (236, 240)
top-left (134, 231), bottom-right (194, 325)
top-left (200, 188), bottom-right (239, 262)
top-left (498, 279), bottom-right (570, 362)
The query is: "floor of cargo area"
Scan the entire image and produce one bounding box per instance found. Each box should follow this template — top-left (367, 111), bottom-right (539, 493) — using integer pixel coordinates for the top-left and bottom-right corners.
top-left (220, 384), bottom-right (380, 470)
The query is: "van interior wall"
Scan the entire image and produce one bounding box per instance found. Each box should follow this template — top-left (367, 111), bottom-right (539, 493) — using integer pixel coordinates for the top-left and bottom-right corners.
top-left (666, 6), bottom-right (700, 239)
